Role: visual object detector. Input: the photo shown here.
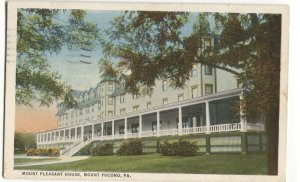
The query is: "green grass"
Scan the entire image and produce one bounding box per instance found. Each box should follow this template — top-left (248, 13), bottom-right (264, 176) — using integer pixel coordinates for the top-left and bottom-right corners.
top-left (14, 158), bottom-right (60, 164)
top-left (15, 153), bottom-right (267, 174)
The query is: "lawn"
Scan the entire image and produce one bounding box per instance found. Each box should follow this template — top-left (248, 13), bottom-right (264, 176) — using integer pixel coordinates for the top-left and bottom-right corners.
top-left (14, 158), bottom-right (60, 164)
top-left (15, 153), bottom-right (267, 175)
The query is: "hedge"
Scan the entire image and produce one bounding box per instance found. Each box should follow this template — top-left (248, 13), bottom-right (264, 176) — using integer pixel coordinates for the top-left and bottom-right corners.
top-left (26, 148), bottom-right (60, 157)
top-left (116, 139), bottom-right (143, 155)
top-left (160, 139), bottom-right (199, 156)
top-left (92, 143), bottom-right (113, 156)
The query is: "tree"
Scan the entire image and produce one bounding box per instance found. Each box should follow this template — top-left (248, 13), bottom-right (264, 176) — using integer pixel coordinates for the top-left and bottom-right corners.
top-left (99, 12), bottom-right (281, 175)
top-left (17, 9), bottom-right (99, 108)
top-left (14, 132), bottom-right (37, 153)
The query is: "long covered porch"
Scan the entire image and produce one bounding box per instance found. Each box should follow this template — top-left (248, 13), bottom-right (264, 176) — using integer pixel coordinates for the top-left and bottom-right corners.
top-left (36, 89), bottom-right (265, 145)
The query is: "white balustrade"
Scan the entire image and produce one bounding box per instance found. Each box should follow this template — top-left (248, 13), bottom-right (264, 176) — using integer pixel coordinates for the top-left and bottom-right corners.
top-left (246, 123), bottom-right (265, 131)
top-left (127, 133), bottom-right (139, 138)
top-left (209, 123), bottom-right (241, 133)
top-left (38, 122), bottom-right (265, 145)
top-left (114, 134), bottom-right (125, 140)
top-left (159, 129), bottom-right (178, 136)
top-left (141, 131), bottom-right (157, 137)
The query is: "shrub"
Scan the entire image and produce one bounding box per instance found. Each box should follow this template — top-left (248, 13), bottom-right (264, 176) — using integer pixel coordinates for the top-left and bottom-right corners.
top-left (92, 143), bottom-right (113, 156)
top-left (116, 139), bottom-right (143, 155)
top-left (37, 149), bottom-right (48, 156)
top-left (160, 139), bottom-right (199, 156)
top-left (26, 149), bottom-right (37, 156)
top-left (76, 143), bottom-right (93, 156)
top-left (26, 148), bottom-right (60, 157)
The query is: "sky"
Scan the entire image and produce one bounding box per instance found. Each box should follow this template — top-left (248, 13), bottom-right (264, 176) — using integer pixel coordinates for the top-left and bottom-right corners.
top-left (15, 10), bottom-right (122, 133)
top-left (15, 10), bottom-right (197, 133)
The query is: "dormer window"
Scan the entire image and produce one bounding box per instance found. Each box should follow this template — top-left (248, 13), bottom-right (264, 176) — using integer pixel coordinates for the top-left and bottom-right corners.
top-left (108, 83), bottom-right (113, 91)
top-left (205, 65), bottom-right (212, 75)
top-left (162, 80), bottom-right (168, 91)
top-left (204, 38), bottom-right (211, 50)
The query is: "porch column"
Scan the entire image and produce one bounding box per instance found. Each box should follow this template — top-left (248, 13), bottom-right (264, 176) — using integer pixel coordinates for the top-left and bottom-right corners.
top-left (205, 101), bottom-right (211, 134)
top-left (112, 121), bottom-right (115, 139)
top-left (69, 128), bottom-right (71, 140)
top-left (157, 111), bottom-right (160, 137)
top-left (139, 115), bottom-right (142, 138)
top-left (92, 124), bottom-right (95, 138)
top-left (101, 122), bottom-right (104, 140)
top-left (240, 94), bottom-right (247, 132)
top-left (75, 128), bottom-right (77, 139)
top-left (64, 129), bottom-right (67, 141)
top-left (81, 126), bottom-right (84, 140)
top-left (124, 118), bottom-right (128, 139)
top-left (178, 107), bottom-right (183, 135)
top-left (193, 117), bottom-right (197, 133)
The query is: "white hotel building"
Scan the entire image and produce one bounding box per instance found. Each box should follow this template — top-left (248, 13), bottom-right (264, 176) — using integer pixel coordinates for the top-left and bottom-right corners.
top-left (36, 41), bottom-right (265, 156)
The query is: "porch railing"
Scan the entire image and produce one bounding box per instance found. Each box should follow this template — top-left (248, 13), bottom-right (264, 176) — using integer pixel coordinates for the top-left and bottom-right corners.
top-left (246, 123), bottom-right (265, 131)
top-left (141, 131), bottom-right (156, 137)
top-left (160, 129), bottom-right (179, 136)
top-left (209, 123), bottom-right (241, 133)
top-left (38, 122), bottom-right (265, 145)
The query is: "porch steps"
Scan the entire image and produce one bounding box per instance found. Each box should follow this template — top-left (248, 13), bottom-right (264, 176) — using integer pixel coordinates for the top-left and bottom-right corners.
top-left (61, 138), bottom-right (93, 157)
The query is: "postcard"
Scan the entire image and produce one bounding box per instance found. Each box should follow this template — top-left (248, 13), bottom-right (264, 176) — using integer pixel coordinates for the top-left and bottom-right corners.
top-left (3, 1), bottom-right (289, 182)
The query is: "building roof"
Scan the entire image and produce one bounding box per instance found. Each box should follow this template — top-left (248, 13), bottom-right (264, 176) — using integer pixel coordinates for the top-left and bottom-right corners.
top-left (112, 86), bottom-right (126, 96)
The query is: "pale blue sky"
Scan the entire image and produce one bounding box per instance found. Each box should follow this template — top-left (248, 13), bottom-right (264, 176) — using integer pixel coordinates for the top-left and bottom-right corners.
top-left (48, 10), bottom-right (197, 91)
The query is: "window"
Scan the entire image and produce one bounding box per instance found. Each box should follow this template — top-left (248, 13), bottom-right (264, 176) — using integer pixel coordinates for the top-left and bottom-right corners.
top-left (119, 126), bottom-right (125, 134)
top-left (108, 111), bottom-right (113, 117)
top-left (163, 98), bottom-right (168, 105)
top-left (191, 64), bottom-right (198, 77)
top-left (152, 121), bottom-right (162, 131)
top-left (133, 105), bottom-right (139, 111)
top-left (108, 83), bottom-right (113, 91)
top-left (191, 86), bottom-right (198, 98)
top-left (131, 124), bottom-right (139, 133)
top-left (162, 80), bottom-right (168, 91)
top-left (205, 65), bottom-right (212, 75)
top-left (120, 108), bottom-right (126, 115)
top-left (80, 109), bottom-right (83, 115)
top-left (66, 114), bottom-right (68, 119)
top-left (146, 102), bottom-right (151, 109)
top-left (205, 84), bottom-right (213, 95)
top-left (92, 105), bottom-right (94, 112)
top-left (108, 97), bottom-right (113, 105)
top-left (183, 118), bottom-right (193, 128)
top-left (178, 94), bottom-right (184, 101)
top-left (121, 81), bottom-right (125, 88)
top-left (120, 94), bottom-right (126, 103)
top-left (204, 38), bottom-right (211, 50)
top-left (132, 94), bottom-right (139, 100)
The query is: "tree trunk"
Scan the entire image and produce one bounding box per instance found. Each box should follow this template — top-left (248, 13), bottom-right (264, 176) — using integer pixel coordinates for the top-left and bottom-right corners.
top-left (266, 103), bottom-right (279, 175)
